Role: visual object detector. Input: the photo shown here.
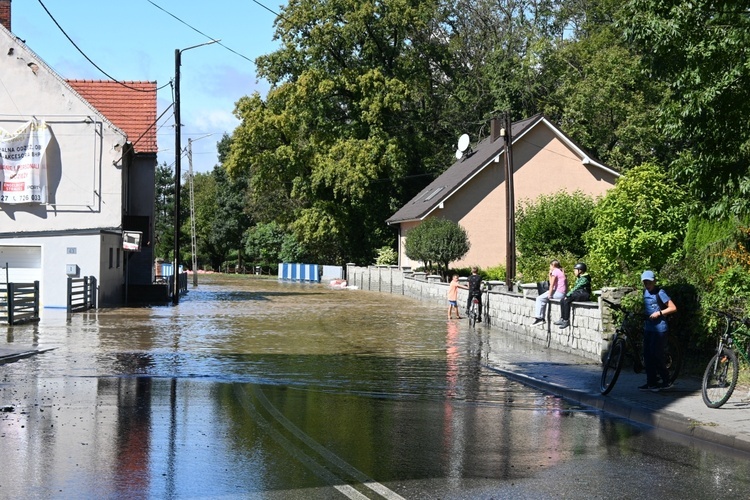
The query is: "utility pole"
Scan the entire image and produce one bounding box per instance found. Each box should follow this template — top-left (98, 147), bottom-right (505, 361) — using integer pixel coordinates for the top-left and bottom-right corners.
top-left (173, 47), bottom-right (181, 304)
top-left (188, 138), bottom-right (198, 288)
top-left (172, 39), bottom-right (219, 305)
top-left (503, 111), bottom-right (516, 290)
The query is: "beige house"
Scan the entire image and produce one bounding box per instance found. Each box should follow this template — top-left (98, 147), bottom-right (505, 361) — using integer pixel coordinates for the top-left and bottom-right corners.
top-left (387, 114), bottom-right (620, 270)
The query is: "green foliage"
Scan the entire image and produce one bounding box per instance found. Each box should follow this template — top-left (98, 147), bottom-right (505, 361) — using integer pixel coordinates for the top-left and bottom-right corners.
top-left (224, 0), bottom-right (461, 265)
top-left (374, 246), bottom-right (398, 266)
top-left (517, 251), bottom-right (580, 285)
top-left (209, 164), bottom-right (253, 269)
top-left (405, 218), bottom-right (470, 278)
top-left (516, 190), bottom-right (596, 258)
top-left (244, 222), bottom-right (286, 268)
top-left (540, 24), bottom-right (668, 171)
top-left (153, 162), bottom-right (175, 260)
top-left (683, 227), bottom-right (750, 319)
top-left (448, 265), bottom-right (504, 282)
top-left (191, 171), bottom-right (218, 270)
top-left (621, 0), bottom-right (750, 218)
top-left (584, 163), bottom-right (689, 285)
top-left (683, 217), bottom-right (739, 259)
top-left (481, 265), bottom-right (506, 282)
top-left (279, 233), bottom-right (307, 264)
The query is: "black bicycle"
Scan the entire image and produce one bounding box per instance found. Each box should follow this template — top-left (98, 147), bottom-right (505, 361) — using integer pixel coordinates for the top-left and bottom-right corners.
top-left (600, 298), bottom-right (682, 395)
top-left (482, 285), bottom-right (491, 328)
top-left (701, 308), bottom-right (750, 408)
top-left (468, 293), bottom-right (480, 329)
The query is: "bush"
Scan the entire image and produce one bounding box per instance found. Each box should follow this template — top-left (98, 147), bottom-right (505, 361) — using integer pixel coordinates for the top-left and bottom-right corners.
top-left (584, 163), bottom-right (689, 285)
top-left (374, 246), bottom-right (398, 266)
top-left (516, 190), bottom-right (596, 258)
top-left (517, 251), bottom-right (580, 284)
top-left (449, 265), bottom-right (506, 282)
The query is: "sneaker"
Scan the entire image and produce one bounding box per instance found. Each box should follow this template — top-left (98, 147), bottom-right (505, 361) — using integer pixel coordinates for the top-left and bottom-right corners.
top-left (558, 320), bottom-right (569, 329)
top-left (638, 384), bottom-right (650, 391)
top-left (659, 382), bottom-right (674, 391)
top-left (532, 317), bottom-right (544, 325)
top-left (553, 319), bottom-right (564, 326)
top-left (649, 386), bottom-right (662, 393)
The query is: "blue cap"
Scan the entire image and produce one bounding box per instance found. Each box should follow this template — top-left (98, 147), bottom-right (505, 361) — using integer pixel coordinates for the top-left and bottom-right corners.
top-left (641, 270), bottom-right (655, 282)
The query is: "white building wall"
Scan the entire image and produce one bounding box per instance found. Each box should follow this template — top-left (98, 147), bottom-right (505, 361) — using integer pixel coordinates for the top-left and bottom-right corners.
top-left (0, 233), bottom-right (124, 309)
top-left (0, 33), bottom-right (126, 232)
top-left (0, 27), bottom-right (128, 308)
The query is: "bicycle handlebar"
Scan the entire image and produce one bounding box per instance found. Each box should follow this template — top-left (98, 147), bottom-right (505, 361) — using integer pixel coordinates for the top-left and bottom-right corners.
top-left (709, 308), bottom-right (750, 328)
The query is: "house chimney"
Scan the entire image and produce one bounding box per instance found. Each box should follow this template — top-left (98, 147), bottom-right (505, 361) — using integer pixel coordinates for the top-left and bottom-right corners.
top-left (490, 116), bottom-right (502, 143)
top-left (0, 0), bottom-right (10, 32)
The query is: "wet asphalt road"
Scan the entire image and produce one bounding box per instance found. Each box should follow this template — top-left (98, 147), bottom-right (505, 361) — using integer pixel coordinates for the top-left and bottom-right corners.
top-left (1, 275), bottom-right (750, 499)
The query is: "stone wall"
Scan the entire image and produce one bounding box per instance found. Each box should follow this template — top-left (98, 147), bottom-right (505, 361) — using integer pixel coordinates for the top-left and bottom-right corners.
top-left (345, 264), bottom-right (627, 362)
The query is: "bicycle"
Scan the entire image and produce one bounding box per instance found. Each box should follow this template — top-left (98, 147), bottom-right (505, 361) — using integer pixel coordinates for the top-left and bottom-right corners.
top-left (600, 298), bottom-right (682, 395)
top-left (701, 308), bottom-right (750, 408)
top-left (468, 293), bottom-right (480, 329)
top-left (482, 285), bottom-right (491, 328)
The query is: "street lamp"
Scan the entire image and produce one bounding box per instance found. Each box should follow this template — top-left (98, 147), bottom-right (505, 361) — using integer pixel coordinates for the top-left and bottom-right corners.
top-left (173, 40), bottom-right (219, 305)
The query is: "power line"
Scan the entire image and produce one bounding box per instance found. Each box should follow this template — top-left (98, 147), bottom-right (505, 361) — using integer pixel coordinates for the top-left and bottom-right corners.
top-left (250, 0), bottom-right (281, 17)
top-left (146, 1), bottom-right (254, 64)
top-left (35, 0), bottom-right (170, 92)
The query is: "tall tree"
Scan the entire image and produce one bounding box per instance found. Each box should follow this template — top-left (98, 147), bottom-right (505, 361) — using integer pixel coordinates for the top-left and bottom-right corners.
top-left (190, 171), bottom-right (218, 270)
top-left (225, 0), bottom-right (458, 265)
top-left (153, 162), bottom-right (175, 260)
top-left (209, 165), bottom-right (253, 270)
top-left (621, 0), bottom-right (750, 217)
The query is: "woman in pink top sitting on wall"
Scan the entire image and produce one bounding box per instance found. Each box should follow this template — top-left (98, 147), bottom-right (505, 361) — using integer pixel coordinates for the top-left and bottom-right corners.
top-left (532, 260), bottom-right (567, 325)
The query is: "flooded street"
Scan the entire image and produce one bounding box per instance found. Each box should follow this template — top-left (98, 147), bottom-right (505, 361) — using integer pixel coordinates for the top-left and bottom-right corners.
top-left (1, 274), bottom-right (750, 498)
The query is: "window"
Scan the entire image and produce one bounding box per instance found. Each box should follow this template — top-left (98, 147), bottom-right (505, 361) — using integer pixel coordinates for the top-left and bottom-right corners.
top-left (109, 248), bottom-right (113, 269)
top-left (116, 248), bottom-right (121, 268)
top-left (424, 186), bottom-right (445, 202)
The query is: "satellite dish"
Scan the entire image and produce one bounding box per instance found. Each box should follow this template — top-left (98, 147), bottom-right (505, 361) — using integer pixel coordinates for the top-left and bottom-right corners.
top-left (457, 133), bottom-right (470, 152)
top-left (455, 149), bottom-right (463, 160)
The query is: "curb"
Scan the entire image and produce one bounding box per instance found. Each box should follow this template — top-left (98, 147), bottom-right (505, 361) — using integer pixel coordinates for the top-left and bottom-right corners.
top-left (0, 347), bottom-right (54, 364)
top-left (485, 364), bottom-right (750, 455)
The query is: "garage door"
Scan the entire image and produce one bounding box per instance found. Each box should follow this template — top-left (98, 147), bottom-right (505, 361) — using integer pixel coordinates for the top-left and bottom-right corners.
top-left (0, 246), bottom-right (42, 283)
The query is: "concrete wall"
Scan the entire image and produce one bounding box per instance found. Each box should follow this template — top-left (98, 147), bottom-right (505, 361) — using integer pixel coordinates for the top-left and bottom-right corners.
top-left (346, 264), bottom-right (626, 362)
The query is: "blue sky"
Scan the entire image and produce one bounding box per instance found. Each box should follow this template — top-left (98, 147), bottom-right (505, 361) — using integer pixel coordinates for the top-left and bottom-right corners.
top-left (12, 0), bottom-right (281, 173)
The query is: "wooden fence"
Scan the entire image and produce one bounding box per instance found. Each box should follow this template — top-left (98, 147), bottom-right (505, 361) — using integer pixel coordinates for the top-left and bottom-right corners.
top-left (67, 276), bottom-right (97, 314)
top-left (0, 281), bottom-right (40, 325)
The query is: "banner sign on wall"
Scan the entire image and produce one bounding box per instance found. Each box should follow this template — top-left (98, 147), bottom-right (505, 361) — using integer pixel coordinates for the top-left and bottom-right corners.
top-left (0, 120), bottom-right (51, 205)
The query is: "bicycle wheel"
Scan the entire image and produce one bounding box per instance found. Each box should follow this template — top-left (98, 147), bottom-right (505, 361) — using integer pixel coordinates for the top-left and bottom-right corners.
top-left (468, 302), bottom-right (477, 328)
top-left (665, 335), bottom-right (682, 384)
top-left (701, 348), bottom-right (739, 408)
top-left (600, 337), bottom-right (625, 395)
top-left (483, 293), bottom-right (490, 327)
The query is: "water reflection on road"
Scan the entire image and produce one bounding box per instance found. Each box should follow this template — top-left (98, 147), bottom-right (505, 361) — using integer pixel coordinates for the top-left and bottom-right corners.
top-left (0, 275), bottom-right (749, 498)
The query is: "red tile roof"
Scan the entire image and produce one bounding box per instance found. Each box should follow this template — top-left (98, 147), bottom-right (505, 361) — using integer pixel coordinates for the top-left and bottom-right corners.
top-left (66, 80), bottom-right (158, 154)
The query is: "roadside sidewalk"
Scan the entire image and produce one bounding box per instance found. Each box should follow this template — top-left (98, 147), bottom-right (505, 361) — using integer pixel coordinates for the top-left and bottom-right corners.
top-left (483, 330), bottom-right (750, 455)
top-left (0, 346), bottom-right (54, 364)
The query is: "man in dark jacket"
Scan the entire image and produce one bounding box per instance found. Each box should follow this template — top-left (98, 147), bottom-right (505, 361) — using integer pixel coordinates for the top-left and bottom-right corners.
top-left (464, 267), bottom-right (483, 321)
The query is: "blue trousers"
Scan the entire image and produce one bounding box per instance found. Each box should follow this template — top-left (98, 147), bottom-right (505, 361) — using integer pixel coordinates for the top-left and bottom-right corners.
top-left (643, 329), bottom-right (669, 387)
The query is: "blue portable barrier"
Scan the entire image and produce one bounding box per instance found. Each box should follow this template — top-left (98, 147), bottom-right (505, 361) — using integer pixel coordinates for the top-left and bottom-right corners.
top-left (278, 263), bottom-right (320, 282)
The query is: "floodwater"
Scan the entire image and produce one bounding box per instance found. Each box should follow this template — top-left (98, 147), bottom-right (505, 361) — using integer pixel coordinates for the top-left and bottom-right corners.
top-left (1, 275), bottom-right (749, 499)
